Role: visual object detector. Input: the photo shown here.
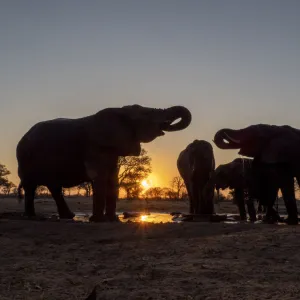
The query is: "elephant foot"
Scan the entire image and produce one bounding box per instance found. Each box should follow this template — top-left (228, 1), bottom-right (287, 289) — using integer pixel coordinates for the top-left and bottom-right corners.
top-left (105, 214), bottom-right (120, 222)
top-left (24, 211), bottom-right (36, 218)
top-left (249, 217), bottom-right (257, 223)
top-left (284, 217), bottom-right (298, 225)
top-left (262, 214), bottom-right (279, 224)
top-left (59, 211), bottom-right (75, 220)
top-left (89, 214), bottom-right (108, 222)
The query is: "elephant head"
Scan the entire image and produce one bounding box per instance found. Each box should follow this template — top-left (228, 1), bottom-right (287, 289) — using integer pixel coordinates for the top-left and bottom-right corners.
top-left (213, 124), bottom-right (300, 164)
top-left (187, 140), bottom-right (215, 176)
top-left (210, 158), bottom-right (252, 190)
top-left (88, 105), bottom-right (192, 157)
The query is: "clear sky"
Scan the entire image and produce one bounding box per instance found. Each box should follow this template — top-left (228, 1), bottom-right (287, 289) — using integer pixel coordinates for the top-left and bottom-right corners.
top-left (1, 0), bottom-right (300, 187)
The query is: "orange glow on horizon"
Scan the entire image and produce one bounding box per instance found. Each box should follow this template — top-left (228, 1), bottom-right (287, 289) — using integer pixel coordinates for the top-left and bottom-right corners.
top-left (140, 215), bottom-right (147, 221)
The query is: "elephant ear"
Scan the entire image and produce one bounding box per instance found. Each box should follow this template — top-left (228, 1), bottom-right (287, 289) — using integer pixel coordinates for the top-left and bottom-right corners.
top-left (87, 110), bottom-right (142, 157)
top-left (260, 136), bottom-right (300, 164)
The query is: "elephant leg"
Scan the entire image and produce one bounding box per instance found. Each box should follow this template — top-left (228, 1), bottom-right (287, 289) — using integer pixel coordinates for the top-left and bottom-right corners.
top-left (191, 182), bottom-right (200, 214)
top-left (90, 173), bottom-right (107, 222)
top-left (257, 201), bottom-right (263, 213)
top-left (201, 184), bottom-right (215, 215)
top-left (281, 177), bottom-right (298, 225)
top-left (23, 184), bottom-right (37, 217)
top-left (246, 197), bottom-right (256, 222)
top-left (263, 186), bottom-right (280, 223)
top-left (48, 186), bottom-right (75, 219)
top-left (185, 181), bottom-right (194, 214)
top-left (235, 188), bottom-right (246, 220)
top-left (105, 157), bottom-right (119, 222)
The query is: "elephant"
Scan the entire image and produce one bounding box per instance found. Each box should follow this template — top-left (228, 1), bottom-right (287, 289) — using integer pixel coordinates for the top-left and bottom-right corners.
top-left (213, 124), bottom-right (300, 224)
top-left (85, 286), bottom-right (97, 299)
top-left (177, 140), bottom-right (215, 215)
top-left (209, 158), bottom-right (266, 222)
top-left (17, 104), bottom-right (191, 222)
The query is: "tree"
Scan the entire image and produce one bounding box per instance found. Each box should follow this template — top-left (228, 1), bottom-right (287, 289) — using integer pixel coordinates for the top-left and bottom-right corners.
top-left (0, 163), bottom-right (16, 196)
top-left (118, 148), bottom-right (152, 199)
top-left (63, 187), bottom-right (73, 197)
top-left (2, 181), bottom-right (16, 196)
top-left (171, 176), bottom-right (186, 199)
top-left (77, 182), bottom-right (93, 197)
top-left (35, 186), bottom-right (49, 197)
top-left (164, 188), bottom-right (178, 199)
top-left (144, 187), bottom-right (164, 199)
top-left (0, 163), bottom-right (10, 186)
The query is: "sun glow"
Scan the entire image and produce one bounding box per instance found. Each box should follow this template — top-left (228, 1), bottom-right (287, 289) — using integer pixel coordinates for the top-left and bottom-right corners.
top-left (141, 179), bottom-right (151, 189)
top-left (140, 215), bottom-right (148, 221)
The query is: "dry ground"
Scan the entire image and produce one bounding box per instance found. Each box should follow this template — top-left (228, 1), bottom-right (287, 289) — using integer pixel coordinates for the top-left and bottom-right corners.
top-left (0, 197), bottom-right (300, 300)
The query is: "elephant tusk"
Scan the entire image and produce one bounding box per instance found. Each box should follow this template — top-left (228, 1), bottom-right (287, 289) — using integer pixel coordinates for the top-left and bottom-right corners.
top-left (224, 132), bottom-right (241, 144)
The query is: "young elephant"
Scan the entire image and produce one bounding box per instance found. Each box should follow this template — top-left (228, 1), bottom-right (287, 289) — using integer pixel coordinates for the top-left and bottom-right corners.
top-left (177, 140), bottom-right (215, 215)
top-left (17, 104), bottom-right (191, 222)
top-left (210, 158), bottom-right (259, 221)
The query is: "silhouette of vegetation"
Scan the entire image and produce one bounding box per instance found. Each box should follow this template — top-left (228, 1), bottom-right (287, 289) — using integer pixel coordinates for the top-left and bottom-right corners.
top-left (0, 163), bottom-right (16, 197)
top-left (77, 182), bottom-right (93, 197)
top-left (35, 185), bottom-right (50, 197)
top-left (170, 176), bottom-right (186, 199)
top-left (118, 148), bottom-right (152, 199)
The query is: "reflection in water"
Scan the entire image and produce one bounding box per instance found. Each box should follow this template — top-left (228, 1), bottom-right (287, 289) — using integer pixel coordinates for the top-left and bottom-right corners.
top-left (73, 212), bottom-right (176, 223)
top-left (72, 212), bottom-right (291, 225)
top-left (121, 212), bottom-right (175, 223)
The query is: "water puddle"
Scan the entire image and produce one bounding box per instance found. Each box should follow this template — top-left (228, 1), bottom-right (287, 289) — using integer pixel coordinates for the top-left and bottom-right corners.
top-left (73, 212), bottom-right (246, 224)
top-left (73, 212), bottom-right (177, 223)
top-left (0, 211), bottom-right (293, 225)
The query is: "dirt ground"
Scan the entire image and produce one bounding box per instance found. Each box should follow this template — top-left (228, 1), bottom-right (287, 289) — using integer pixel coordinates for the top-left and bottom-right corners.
top-left (1, 197), bottom-right (300, 300)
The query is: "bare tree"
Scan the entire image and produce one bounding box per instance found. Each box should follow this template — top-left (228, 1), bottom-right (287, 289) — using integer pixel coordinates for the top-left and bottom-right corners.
top-left (171, 176), bottom-right (186, 199)
top-left (77, 182), bottom-right (93, 197)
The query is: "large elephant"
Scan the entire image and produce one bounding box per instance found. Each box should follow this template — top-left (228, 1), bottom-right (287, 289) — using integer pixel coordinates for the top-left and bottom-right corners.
top-left (210, 158), bottom-right (265, 222)
top-left (213, 124), bottom-right (300, 224)
top-left (177, 140), bottom-right (215, 215)
top-left (17, 105), bottom-right (191, 222)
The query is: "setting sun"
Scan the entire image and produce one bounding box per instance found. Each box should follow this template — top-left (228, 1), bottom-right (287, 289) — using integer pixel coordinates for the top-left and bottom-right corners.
top-left (140, 215), bottom-right (148, 221)
top-left (141, 179), bottom-right (151, 189)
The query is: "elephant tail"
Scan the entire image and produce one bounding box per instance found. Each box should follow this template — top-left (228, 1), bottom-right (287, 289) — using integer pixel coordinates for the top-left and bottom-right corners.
top-left (17, 182), bottom-right (24, 202)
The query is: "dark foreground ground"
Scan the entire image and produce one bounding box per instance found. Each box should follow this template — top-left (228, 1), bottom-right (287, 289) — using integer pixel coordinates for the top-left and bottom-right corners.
top-left (0, 198), bottom-right (300, 300)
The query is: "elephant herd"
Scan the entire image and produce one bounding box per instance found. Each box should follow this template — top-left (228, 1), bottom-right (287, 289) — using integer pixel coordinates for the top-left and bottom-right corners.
top-left (16, 105), bottom-right (300, 225)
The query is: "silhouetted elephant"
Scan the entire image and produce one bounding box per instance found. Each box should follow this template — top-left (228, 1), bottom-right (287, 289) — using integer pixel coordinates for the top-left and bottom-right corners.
top-left (214, 124), bottom-right (300, 224)
top-left (85, 286), bottom-right (97, 300)
top-left (177, 140), bottom-right (215, 214)
top-left (209, 158), bottom-right (265, 222)
top-left (17, 105), bottom-right (191, 222)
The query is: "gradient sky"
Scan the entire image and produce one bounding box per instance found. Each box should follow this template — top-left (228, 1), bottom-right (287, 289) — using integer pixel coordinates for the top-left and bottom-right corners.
top-left (1, 0), bottom-right (300, 187)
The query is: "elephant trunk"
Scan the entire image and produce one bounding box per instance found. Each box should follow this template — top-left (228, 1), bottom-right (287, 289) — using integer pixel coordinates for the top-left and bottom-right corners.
top-left (213, 129), bottom-right (241, 149)
top-left (161, 106), bottom-right (192, 132)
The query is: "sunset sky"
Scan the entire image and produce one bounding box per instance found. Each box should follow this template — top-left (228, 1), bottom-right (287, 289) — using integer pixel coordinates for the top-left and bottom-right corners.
top-left (1, 0), bottom-right (300, 187)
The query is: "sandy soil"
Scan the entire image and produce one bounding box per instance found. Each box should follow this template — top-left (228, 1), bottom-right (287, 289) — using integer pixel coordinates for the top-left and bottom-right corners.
top-left (1, 197), bottom-right (300, 300)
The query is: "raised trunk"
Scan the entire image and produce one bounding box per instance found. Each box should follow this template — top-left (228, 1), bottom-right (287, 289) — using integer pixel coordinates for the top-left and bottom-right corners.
top-left (213, 129), bottom-right (241, 149)
top-left (162, 106), bottom-right (192, 132)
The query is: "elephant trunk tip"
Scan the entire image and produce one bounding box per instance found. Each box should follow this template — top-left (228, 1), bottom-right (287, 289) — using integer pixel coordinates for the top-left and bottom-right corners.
top-left (162, 106), bottom-right (192, 132)
top-left (213, 129), bottom-right (241, 149)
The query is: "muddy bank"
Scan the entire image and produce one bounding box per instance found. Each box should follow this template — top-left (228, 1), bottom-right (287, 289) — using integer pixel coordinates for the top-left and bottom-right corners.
top-left (1, 219), bottom-right (300, 300)
top-left (1, 197), bottom-right (300, 299)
